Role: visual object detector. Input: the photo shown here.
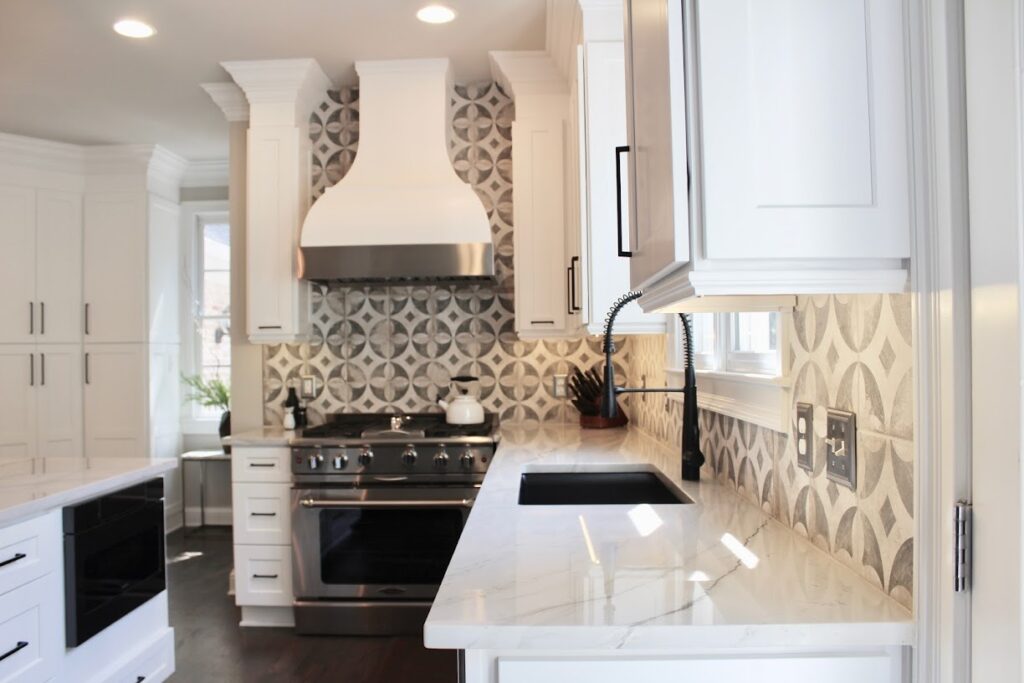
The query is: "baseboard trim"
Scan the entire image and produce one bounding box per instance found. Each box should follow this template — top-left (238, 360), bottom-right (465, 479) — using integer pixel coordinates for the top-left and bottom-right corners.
top-left (239, 606), bottom-right (295, 628)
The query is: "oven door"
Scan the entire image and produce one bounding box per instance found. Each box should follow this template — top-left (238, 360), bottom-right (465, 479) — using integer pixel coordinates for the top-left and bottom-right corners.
top-left (292, 485), bottom-right (475, 601)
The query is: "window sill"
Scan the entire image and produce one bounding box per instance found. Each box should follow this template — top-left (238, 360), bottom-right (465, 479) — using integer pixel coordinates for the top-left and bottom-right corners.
top-left (666, 368), bottom-right (790, 433)
top-left (182, 417), bottom-right (223, 437)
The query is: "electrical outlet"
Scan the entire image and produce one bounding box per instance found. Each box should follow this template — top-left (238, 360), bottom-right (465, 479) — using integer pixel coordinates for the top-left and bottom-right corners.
top-left (300, 375), bottom-right (318, 399)
top-left (825, 408), bottom-right (857, 489)
top-left (552, 374), bottom-right (568, 398)
top-left (796, 402), bottom-right (813, 471)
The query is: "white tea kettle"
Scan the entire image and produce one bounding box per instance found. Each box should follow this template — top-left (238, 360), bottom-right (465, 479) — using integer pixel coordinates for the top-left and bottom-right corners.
top-left (438, 376), bottom-right (485, 425)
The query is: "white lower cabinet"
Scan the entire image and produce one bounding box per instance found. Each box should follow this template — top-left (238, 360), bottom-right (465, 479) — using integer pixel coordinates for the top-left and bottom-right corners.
top-left (0, 573), bottom-right (61, 683)
top-left (234, 544), bottom-right (294, 608)
top-left (232, 446), bottom-right (295, 623)
top-left (232, 482), bottom-right (291, 545)
top-left (35, 346), bottom-right (83, 460)
top-left (0, 347), bottom-right (36, 459)
top-left (496, 650), bottom-right (906, 683)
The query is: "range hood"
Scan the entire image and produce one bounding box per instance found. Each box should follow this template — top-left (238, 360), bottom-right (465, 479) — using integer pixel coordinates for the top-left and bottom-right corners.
top-left (300, 58), bottom-right (494, 283)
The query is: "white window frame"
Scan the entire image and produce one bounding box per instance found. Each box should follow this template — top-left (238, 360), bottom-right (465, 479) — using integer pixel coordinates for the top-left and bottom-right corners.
top-left (180, 200), bottom-right (230, 435)
top-left (666, 305), bottom-right (793, 433)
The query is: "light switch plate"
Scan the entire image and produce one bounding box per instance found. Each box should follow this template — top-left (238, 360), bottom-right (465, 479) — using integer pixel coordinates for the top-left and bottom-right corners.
top-left (300, 375), bottom-right (318, 399)
top-left (552, 374), bottom-right (568, 398)
top-left (796, 402), bottom-right (813, 471)
top-left (826, 408), bottom-right (857, 489)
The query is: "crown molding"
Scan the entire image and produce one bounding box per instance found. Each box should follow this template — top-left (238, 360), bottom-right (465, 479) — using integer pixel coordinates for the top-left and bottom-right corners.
top-left (0, 131), bottom-right (86, 174)
top-left (201, 82), bottom-right (249, 122)
top-left (221, 58), bottom-right (332, 127)
top-left (489, 51), bottom-right (568, 99)
top-left (84, 144), bottom-right (188, 201)
top-left (182, 159), bottom-right (229, 188)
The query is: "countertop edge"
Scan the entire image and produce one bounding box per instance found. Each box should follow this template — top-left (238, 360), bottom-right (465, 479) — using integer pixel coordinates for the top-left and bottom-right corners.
top-left (0, 459), bottom-right (178, 528)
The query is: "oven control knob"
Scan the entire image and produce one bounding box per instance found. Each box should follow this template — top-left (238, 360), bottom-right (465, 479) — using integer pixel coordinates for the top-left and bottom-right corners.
top-left (332, 454), bottom-right (349, 470)
top-left (401, 446), bottom-right (418, 467)
top-left (358, 447), bottom-right (374, 467)
top-left (433, 449), bottom-right (450, 469)
top-left (460, 449), bottom-right (476, 471)
top-left (307, 453), bottom-right (324, 470)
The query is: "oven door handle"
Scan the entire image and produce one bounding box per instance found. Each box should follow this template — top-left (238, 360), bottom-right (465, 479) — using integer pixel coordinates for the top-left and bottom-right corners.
top-left (298, 498), bottom-right (474, 509)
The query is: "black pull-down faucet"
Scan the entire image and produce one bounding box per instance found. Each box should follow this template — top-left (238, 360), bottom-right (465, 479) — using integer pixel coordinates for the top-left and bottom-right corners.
top-left (599, 290), bottom-right (705, 481)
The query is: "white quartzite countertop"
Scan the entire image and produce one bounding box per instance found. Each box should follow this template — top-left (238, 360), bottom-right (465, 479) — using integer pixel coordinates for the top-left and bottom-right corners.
top-left (423, 423), bottom-right (912, 652)
top-left (0, 458), bottom-right (178, 527)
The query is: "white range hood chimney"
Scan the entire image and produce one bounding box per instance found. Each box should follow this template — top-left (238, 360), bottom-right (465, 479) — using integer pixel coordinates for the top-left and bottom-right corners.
top-left (300, 58), bottom-right (494, 282)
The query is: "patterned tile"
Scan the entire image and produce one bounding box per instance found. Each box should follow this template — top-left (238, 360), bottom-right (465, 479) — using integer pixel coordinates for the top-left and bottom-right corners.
top-left (629, 295), bottom-right (915, 610)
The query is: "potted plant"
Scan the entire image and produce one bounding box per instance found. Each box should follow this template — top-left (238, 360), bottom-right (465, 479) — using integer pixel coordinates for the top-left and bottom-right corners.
top-left (183, 375), bottom-right (231, 453)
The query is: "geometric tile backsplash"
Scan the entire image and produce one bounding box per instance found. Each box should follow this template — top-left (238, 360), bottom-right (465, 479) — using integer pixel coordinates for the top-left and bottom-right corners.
top-left (629, 294), bottom-right (915, 610)
top-left (263, 82), bottom-right (628, 426)
top-left (263, 82), bottom-right (914, 611)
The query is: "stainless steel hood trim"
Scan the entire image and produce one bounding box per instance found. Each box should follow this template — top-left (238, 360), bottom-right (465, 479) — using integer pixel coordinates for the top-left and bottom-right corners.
top-left (300, 243), bottom-right (495, 283)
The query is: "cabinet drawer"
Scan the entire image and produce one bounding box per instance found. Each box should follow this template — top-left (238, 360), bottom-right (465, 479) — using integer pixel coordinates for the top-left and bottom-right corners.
top-left (232, 483), bottom-right (291, 545)
top-left (106, 628), bottom-right (174, 683)
top-left (234, 545), bottom-right (293, 607)
top-left (0, 512), bottom-right (59, 596)
top-left (0, 574), bottom-right (60, 683)
top-left (232, 447), bottom-right (292, 484)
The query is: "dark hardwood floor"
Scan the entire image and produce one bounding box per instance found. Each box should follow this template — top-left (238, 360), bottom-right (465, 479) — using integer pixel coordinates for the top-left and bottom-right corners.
top-left (167, 527), bottom-right (458, 682)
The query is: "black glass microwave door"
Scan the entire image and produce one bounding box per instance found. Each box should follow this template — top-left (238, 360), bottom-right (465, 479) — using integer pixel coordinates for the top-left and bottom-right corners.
top-left (319, 507), bottom-right (464, 586)
top-left (68, 502), bottom-right (165, 645)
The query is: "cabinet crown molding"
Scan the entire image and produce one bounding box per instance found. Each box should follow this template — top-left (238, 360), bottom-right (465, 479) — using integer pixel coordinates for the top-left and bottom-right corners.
top-left (221, 58), bottom-right (333, 127)
top-left (84, 145), bottom-right (188, 201)
top-left (201, 82), bottom-right (250, 122)
top-left (182, 159), bottom-right (229, 189)
top-left (0, 132), bottom-right (86, 174)
top-left (489, 51), bottom-right (569, 99)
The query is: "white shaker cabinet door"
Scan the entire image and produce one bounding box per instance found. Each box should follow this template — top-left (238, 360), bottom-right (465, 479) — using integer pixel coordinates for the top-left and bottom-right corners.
top-left (83, 344), bottom-right (147, 459)
top-left (35, 190), bottom-right (82, 344)
top-left (0, 187), bottom-right (36, 344)
top-left (35, 345), bottom-right (83, 460)
top-left (0, 347), bottom-right (37, 459)
top-left (623, 0), bottom-right (690, 289)
top-left (83, 192), bottom-right (148, 343)
top-left (695, 0), bottom-right (911, 261)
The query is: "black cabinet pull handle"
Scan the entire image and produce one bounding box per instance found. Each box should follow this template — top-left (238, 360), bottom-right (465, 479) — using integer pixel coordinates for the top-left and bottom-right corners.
top-left (252, 573), bottom-right (278, 580)
top-left (615, 145), bottom-right (633, 257)
top-left (250, 512), bottom-right (277, 517)
top-left (137, 677), bottom-right (146, 682)
top-left (257, 325), bottom-right (282, 330)
top-left (248, 462), bottom-right (275, 468)
top-left (40, 302), bottom-right (44, 335)
top-left (40, 353), bottom-right (45, 386)
top-left (0, 641), bottom-right (28, 663)
top-left (29, 302), bottom-right (34, 335)
top-left (29, 355), bottom-right (34, 387)
top-left (566, 265), bottom-right (573, 314)
top-left (84, 303), bottom-right (90, 335)
top-left (84, 352), bottom-right (90, 385)
top-left (570, 256), bottom-right (580, 312)
top-left (0, 552), bottom-right (26, 569)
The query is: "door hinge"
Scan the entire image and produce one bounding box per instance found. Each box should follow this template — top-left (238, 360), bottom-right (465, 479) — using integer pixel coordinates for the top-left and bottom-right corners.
top-left (954, 500), bottom-right (972, 592)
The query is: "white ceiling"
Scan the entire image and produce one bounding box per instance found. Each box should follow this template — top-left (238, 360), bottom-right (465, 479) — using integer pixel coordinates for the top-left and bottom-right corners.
top-left (0, 0), bottom-right (546, 161)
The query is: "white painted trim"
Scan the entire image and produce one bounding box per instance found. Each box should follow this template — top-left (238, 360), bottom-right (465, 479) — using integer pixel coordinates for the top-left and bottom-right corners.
top-left (165, 500), bottom-right (183, 534)
top-left (0, 131), bottom-right (85, 173)
top-left (221, 59), bottom-right (332, 127)
top-left (239, 606), bottom-right (295, 628)
top-left (666, 369), bottom-right (790, 433)
top-left (183, 506), bottom-right (232, 528)
top-left (182, 159), bottom-right (229, 188)
top-left (201, 82), bottom-right (250, 122)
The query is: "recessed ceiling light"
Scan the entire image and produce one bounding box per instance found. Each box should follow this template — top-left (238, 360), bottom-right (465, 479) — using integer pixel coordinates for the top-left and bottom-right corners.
top-left (416, 4), bottom-right (456, 24)
top-left (113, 19), bottom-right (156, 39)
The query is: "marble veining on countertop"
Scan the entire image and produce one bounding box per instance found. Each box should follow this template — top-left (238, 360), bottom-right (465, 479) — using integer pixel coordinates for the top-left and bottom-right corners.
top-left (0, 457), bottom-right (178, 527)
top-left (423, 423), bottom-right (913, 652)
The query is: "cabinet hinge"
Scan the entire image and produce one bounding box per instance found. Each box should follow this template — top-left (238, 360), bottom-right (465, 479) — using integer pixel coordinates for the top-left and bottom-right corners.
top-left (954, 500), bottom-right (972, 592)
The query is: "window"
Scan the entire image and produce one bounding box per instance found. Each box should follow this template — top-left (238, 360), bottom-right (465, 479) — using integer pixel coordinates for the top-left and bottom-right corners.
top-left (688, 312), bottom-right (781, 376)
top-left (186, 209), bottom-right (231, 421)
top-left (666, 309), bottom-right (790, 432)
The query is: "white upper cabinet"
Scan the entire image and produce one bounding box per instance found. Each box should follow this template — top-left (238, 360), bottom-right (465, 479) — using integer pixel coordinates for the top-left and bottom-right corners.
top-left (695, 0), bottom-right (911, 263)
top-left (576, 39), bottom-right (665, 334)
top-left (35, 345), bottom-right (83, 459)
top-left (222, 59), bottom-right (330, 344)
top-left (622, 0), bottom-right (691, 290)
top-left (624, 0), bottom-right (913, 311)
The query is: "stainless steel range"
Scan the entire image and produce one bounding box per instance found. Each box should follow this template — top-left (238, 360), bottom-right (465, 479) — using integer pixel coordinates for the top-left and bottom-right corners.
top-left (290, 412), bottom-right (498, 636)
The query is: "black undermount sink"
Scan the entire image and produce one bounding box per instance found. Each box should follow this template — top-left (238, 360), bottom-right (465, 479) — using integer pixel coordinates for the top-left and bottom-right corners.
top-left (517, 471), bottom-right (692, 506)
